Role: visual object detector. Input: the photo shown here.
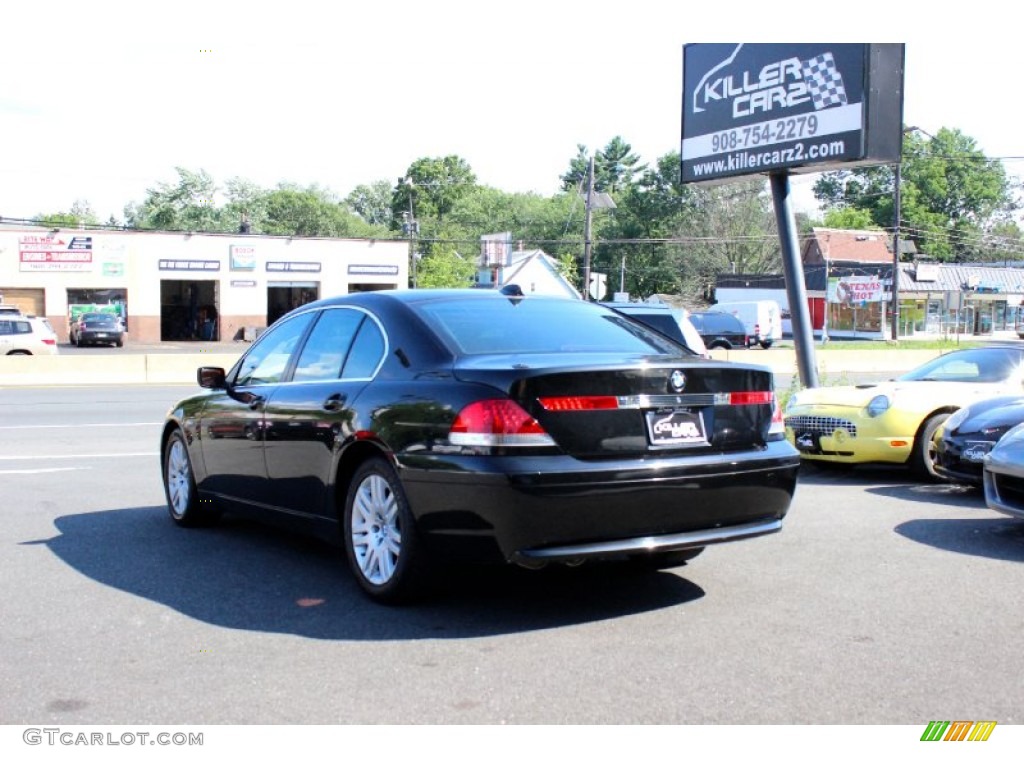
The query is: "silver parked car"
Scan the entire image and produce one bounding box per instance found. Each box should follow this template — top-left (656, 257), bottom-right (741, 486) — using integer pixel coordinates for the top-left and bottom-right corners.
top-left (982, 423), bottom-right (1024, 519)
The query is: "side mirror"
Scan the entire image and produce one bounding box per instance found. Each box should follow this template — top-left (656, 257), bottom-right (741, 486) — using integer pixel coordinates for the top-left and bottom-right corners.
top-left (197, 366), bottom-right (227, 389)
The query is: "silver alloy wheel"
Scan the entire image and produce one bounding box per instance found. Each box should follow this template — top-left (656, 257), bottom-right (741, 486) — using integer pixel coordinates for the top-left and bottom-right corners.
top-left (166, 438), bottom-right (192, 518)
top-left (350, 473), bottom-right (402, 585)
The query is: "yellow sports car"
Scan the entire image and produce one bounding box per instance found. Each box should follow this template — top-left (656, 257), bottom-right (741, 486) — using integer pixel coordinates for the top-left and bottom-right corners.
top-left (784, 345), bottom-right (1024, 479)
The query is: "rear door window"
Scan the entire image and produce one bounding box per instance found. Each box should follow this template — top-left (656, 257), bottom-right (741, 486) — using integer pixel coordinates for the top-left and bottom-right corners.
top-left (233, 312), bottom-right (315, 387)
top-left (292, 308), bottom-right (364, 382)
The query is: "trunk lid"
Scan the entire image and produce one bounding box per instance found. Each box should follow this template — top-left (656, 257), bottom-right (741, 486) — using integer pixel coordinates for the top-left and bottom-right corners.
top-left (454, 354), bottom-right (776, 458)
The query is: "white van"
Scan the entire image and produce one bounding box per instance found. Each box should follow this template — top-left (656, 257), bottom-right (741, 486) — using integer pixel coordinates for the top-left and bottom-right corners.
top-left (712, 300), bottom-right (783, 349)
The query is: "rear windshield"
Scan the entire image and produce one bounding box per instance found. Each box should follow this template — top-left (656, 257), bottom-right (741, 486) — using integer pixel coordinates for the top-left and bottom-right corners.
top-left (413, 297), bottom-right (690, 356)
top-left (84, 314), bottom-right (119, 324)
top-left (695, 313), bottom-right (742, 334)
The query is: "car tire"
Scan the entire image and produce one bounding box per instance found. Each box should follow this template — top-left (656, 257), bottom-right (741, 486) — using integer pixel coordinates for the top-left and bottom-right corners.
top-left (760, 340), bottom-right (773, 349)
top-left (75, 336), bottom-right (83, 348)
top-left (115, 339), bottom-right (124, 348)
top-left (911, 412), bottom-right (951, 481)
top-left (343, 457), bottom-right (429, 604)
top-left (710, 341), bottom-right (730, 350)
top-left (628, 548), bottom-right (704, 570)
top-left (163, 429), bottom-right (220, 527)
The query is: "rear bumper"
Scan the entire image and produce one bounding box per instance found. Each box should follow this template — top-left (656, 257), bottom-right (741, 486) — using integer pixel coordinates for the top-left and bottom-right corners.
top-left (518, 517), bottom-right (781, 563)
top-left (399, 442), bottom-right (800, 562)
top-left (79, 332), bottom-right (123, 343)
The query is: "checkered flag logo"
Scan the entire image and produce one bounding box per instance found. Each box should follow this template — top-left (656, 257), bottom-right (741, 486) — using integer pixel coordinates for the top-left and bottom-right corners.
top-left (801, 52), bottom-right (847, 110)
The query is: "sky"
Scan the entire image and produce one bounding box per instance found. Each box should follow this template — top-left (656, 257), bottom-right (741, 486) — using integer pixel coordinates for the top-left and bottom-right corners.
top-left (2, 1), bottom-right (1020, 225)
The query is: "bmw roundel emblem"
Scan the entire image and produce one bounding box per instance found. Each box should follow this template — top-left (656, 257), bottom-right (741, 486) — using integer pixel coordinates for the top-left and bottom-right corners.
top-left (669, 370), bottom-right (686, 393)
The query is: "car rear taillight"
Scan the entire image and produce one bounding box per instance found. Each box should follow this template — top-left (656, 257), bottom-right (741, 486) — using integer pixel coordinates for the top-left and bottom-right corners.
top-left (449, 399), bottom-right (556, 447)
top-left (43, 338), bottom-right (56, 345)
top-left (727, 391), bottom-right (773, 406)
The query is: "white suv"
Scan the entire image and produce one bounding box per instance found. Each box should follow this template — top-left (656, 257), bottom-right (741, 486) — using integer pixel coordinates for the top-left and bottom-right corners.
top-left (0, 316), bottom-right (59, 355)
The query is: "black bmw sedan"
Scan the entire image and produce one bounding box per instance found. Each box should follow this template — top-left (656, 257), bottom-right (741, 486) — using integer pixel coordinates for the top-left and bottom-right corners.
top-left (161, 290), bottom-right (800, 602)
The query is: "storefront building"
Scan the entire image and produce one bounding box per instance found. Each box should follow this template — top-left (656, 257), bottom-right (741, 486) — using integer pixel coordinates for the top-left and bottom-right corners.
top-left (0, 227), bottom-right (408, 343)
top-left (895, 262), bottom-right (1024, 338)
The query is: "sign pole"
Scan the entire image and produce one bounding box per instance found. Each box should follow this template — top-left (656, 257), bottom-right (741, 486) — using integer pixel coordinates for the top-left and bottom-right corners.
top-left (770, 172), bottom-right (819, 389)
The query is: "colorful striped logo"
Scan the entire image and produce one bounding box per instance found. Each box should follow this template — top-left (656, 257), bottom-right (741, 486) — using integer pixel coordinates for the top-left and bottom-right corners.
top-left (921, 721), bottom-right (997, 742)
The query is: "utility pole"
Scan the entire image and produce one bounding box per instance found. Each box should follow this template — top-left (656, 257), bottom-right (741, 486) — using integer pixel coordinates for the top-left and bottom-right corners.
top-left (402, 177), bottom-right (418, 289)
top-left (582, 156), bottom-right (595, 301)
top-left (891, 162), bottom-right (902, 341)
top-left (580, 156), bottom-right (616, 301)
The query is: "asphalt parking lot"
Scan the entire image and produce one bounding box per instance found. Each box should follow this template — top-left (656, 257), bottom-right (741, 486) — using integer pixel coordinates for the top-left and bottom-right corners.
top-left (1, 383), bottom-right (1022, 728)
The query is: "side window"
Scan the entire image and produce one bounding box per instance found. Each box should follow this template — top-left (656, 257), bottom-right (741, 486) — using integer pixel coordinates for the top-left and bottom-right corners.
top-left (342, 318), bottom-right (386, 379)
top-left (11, 320), bottom-right (31, 335)
top-left (233, 312), bottom-right (314, 387)
top-left (292, 309), bottom-right (364, 383)
top-left (0, 320), bottom-right (11, 335)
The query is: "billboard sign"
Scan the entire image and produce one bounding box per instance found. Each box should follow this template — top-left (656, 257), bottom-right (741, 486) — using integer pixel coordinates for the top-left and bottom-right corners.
top-left (681, 44), bottom-right (903, 183)
top-left (480, 232), bottom-right (513, 267)
top-left (19, 235), bottom-right (94, 272)
top-left (229, 245), bottom-right (257, 271)
top-left (827, 275), bottom-right (884, 305)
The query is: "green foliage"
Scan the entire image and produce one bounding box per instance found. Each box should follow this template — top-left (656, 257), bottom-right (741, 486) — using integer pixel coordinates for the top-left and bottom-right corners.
top-left (124, 170), bottom-right (390, 238)
top-left (822, 207), bottom-right (879, 230)
top-left (813, 127), bottom-right (1014, 260)
top-left (346, 180), bottom-right (394, 227)
top-left (447, 186), bottom-right (582, 255)
top-left (34, 199), bottom-right (98, 228)
top-left (555, 251), bottom-right (579, 289)
top-left (560, 136), bottom-right (646, 193)
top-left (394, 156), bottom-right (477, 227)
top-left (591, 151), bottom-right (699, 298)
top-left (131, 167), bottom-right (224, 232)
top-left (261, 185), bottom-right (380, 238)
top-left (414, 221), bottom-right (476, 288)
top-left (222, 177), bottom-right (267, 232)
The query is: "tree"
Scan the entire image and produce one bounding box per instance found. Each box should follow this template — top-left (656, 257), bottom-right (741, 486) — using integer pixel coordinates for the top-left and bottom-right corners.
top-left (130, 167), bottom-right (224, 231)
top-left (393, 156), bottom-right (477, 228)
top-left (222, 177), bottom-right (268, 233)
top-left (676, 180), bottom-right (780, 299)
top-left (555, 252), bottom-right (579, 289)
top-left (446, 186), bottom-right (582, 255)
top-left (813, 127), bottom-right (1014, 260)
top-left (34, 199), bottom-right (99, 228)
top-left (414, 220), bottom-right (476, 288)
top-left (560, 136), bottom-right (646, 193)
top-left (261, 184), bottom-right (385, 238)
top-left (592, 151), bottom-right (699, 298)
top-left (822, 207), bottom-right (879, 230)
top-left (346, 180), bottom-right (394, 227)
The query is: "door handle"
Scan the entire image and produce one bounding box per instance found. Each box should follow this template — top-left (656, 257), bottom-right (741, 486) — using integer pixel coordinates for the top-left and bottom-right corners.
top-left (323, 394), bottom-right (347, 411)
